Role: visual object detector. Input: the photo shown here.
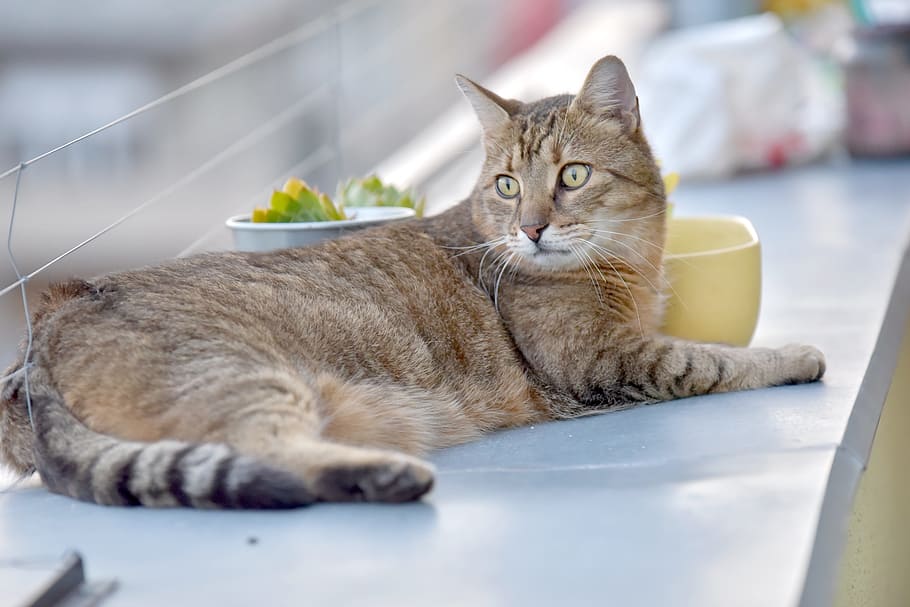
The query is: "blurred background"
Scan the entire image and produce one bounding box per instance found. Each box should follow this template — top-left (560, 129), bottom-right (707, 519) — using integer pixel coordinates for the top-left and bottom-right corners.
top-left (0, 0), bottom-right (579, 360)
top-left (0, 0), bottom-right (909, 362)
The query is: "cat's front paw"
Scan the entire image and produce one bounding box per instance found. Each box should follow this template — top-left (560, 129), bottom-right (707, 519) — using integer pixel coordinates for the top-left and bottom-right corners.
top-left (778, 344), bottom-right (826, 384)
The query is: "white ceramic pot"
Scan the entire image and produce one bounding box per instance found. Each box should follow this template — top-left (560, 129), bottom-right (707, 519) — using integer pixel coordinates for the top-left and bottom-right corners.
top-left (226, 207), bottom-right (416, 252)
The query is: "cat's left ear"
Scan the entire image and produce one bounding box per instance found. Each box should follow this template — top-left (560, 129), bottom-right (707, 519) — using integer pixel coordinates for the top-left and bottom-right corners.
top-left (571, 55), bottom-right (640, 133)
top-left (455, 75), bottom-right (518, 135)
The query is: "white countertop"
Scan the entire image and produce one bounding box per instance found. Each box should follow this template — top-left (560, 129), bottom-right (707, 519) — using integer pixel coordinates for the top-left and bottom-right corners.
top-left (2, 158), bottom-right (909, 606)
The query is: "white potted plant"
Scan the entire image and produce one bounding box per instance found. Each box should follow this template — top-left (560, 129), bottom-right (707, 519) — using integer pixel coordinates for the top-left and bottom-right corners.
top-left (226, 175), bottom-right (423, 252)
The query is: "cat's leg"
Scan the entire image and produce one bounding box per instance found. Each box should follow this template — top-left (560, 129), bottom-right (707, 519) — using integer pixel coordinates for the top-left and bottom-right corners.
top-left (193, 369), bottom-right (435, 503)
top-left (566, 333), bottom-right (825, 412)
top-left (311, 373), bottom-right (484, 454)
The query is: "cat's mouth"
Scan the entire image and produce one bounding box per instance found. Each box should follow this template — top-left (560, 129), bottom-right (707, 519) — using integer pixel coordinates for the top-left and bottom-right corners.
top-left (521, 244), bottom-right (579, 271)
top-left (508, 229), bottom-right (585, 270)
top-left (533, 247), bottom-right (571, 256)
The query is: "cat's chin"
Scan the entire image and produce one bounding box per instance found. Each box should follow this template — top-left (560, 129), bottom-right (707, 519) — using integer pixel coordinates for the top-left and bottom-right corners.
top-left (518, 248), bottom-right (582, 272)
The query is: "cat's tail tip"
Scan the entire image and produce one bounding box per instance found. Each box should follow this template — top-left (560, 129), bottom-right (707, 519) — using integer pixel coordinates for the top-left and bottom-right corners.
top-left (30, 392), bottom-right (315, 509)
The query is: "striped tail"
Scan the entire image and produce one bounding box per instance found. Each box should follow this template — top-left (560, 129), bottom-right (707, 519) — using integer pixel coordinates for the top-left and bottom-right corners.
top-left (30, 393), bottom-right (314, 509)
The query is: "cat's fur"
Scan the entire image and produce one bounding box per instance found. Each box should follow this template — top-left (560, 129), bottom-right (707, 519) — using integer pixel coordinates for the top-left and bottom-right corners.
top-left (0, 56), bottom-right (824, 508)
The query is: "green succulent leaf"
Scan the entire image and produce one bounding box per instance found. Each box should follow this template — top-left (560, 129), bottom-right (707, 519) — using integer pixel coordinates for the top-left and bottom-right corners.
top-left (338, 175), bottom-right (425, 217)
top-left (269, 191), bottom-right (302, 216)
top-left (265, 208), bottom-right (290, 223)
top-left (252, 174), bottom-right (421, 223)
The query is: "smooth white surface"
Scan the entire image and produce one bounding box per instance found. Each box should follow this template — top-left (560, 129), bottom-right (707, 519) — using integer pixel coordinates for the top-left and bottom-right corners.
top-left (1, 159), bottom-right (909, 606)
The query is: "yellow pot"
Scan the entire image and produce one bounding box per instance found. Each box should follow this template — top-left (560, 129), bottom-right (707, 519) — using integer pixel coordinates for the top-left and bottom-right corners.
top-left (661, 216), bottom-right (761, 347)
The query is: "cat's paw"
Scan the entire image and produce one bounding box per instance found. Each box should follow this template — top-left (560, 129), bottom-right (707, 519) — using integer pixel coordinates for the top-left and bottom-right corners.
top-left (778, 343), bottom-right (826, 384)
top-left (314, 453), bottom-right (435, 503)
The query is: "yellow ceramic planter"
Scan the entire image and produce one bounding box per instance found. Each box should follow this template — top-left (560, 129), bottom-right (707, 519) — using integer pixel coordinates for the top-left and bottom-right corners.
top-left (661, 216), bottom-right (761, 347)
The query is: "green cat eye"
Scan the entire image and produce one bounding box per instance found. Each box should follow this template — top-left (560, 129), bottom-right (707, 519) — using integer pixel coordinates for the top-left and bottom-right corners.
top-left (495, 175), bottom-right (520, 199)
top-left (560, 163), bottom-right (591, 189)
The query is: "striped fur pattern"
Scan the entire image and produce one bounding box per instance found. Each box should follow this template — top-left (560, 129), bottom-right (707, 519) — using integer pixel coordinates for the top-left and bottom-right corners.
top-left (0, 56), bottom-right (824, 508)
top-left (31, 390), bottom-right (313, 508)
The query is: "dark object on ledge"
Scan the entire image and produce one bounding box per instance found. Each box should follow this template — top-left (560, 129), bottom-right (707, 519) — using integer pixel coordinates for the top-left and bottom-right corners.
top-left (22, 552), bottom-right (117, 607)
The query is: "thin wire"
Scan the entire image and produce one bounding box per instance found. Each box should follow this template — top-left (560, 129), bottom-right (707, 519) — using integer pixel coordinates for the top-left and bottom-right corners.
top-left (0, 2), bottom-right (377, 414)
top-left (0, 363), bottom-right (31, 386)
top-left (6, 164), bottom-right (35, 430)
top-left (0, 0), bottom-right (382, 182)
top-left (330, 6), bottom-right (345, 184)
top-left (175, 144), bottom-right (337, 258)
top-left (0, 84), bottom-right (332, 300)
top-left (0, 0), bottom-right (407, 496)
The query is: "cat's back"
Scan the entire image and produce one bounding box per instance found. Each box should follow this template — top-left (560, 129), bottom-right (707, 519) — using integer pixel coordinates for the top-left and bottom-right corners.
top-left (32, 217), bottom-right (519, 387)
top-left (46, 219), bottom-right (470, 319)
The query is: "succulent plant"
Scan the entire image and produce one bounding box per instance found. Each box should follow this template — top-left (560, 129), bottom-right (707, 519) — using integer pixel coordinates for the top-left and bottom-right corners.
top-left (251, 175), bottom-right (424, 223)
top-left (338, 174), bottom-right (425, 218)
top-left (251, 178), bottom-right (346, 223)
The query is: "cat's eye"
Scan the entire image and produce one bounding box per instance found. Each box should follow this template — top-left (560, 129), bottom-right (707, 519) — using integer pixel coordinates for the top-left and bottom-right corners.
top-left (495, 175), bottom-right (520, 199)
top-left (560, 163), bottom-right (591, 189)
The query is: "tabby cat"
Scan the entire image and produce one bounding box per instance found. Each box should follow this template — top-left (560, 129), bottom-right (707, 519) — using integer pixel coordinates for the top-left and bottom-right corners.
top-left (0, 56), bottom-right (825, 508)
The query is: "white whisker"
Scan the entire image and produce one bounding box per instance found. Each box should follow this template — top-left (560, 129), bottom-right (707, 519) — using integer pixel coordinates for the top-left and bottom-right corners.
top-left (481, 247), bottom-right (511, 295)
top-left (477, 245), bottom-right (499, 293)
top-left (493, 252), bottom-right (516, 313)
top-left (568, 243), bottom-right (605, 307)
top-left (507, 255), bottom-right (522, 282)
top-left (447, 237), bottom-right (507, 259)
top-left (581, 239), bottom-right (662, 297)
top-left (443, 237), bottom-right (506, 251)
top-left (574, 239), bottom-right (643, 337)
top-left (586, 227), bottom-right (664, 251)
top-left (590, 208), bottom-right (667, 223)
top-left (583, 237), bottom-right (689, 312)
top-left (587, 226), bottom-right (698, 272)
top-left (580, 239), bottom-right (658, 289)
top-left (586, 230), bottom-right (669, 279)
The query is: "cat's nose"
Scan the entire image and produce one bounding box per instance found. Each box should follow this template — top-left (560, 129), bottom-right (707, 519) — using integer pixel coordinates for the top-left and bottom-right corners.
top-left (520, 223), bottom-right (549, 243)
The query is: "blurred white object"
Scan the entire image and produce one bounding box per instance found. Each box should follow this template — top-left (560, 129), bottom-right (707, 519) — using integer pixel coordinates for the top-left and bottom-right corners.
top-left (637, 13), bottom-right (843, 179)
top-left (859, 0), bottom-right (910, 25)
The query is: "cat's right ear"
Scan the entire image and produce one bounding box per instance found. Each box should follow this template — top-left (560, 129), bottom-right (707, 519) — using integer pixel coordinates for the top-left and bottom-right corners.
top-left (455, 75), bottom-right (517, 135)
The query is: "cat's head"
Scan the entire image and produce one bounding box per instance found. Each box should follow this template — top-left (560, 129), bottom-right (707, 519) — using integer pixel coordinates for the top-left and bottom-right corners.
top-left (457, 55), bottom-right (665, 275)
